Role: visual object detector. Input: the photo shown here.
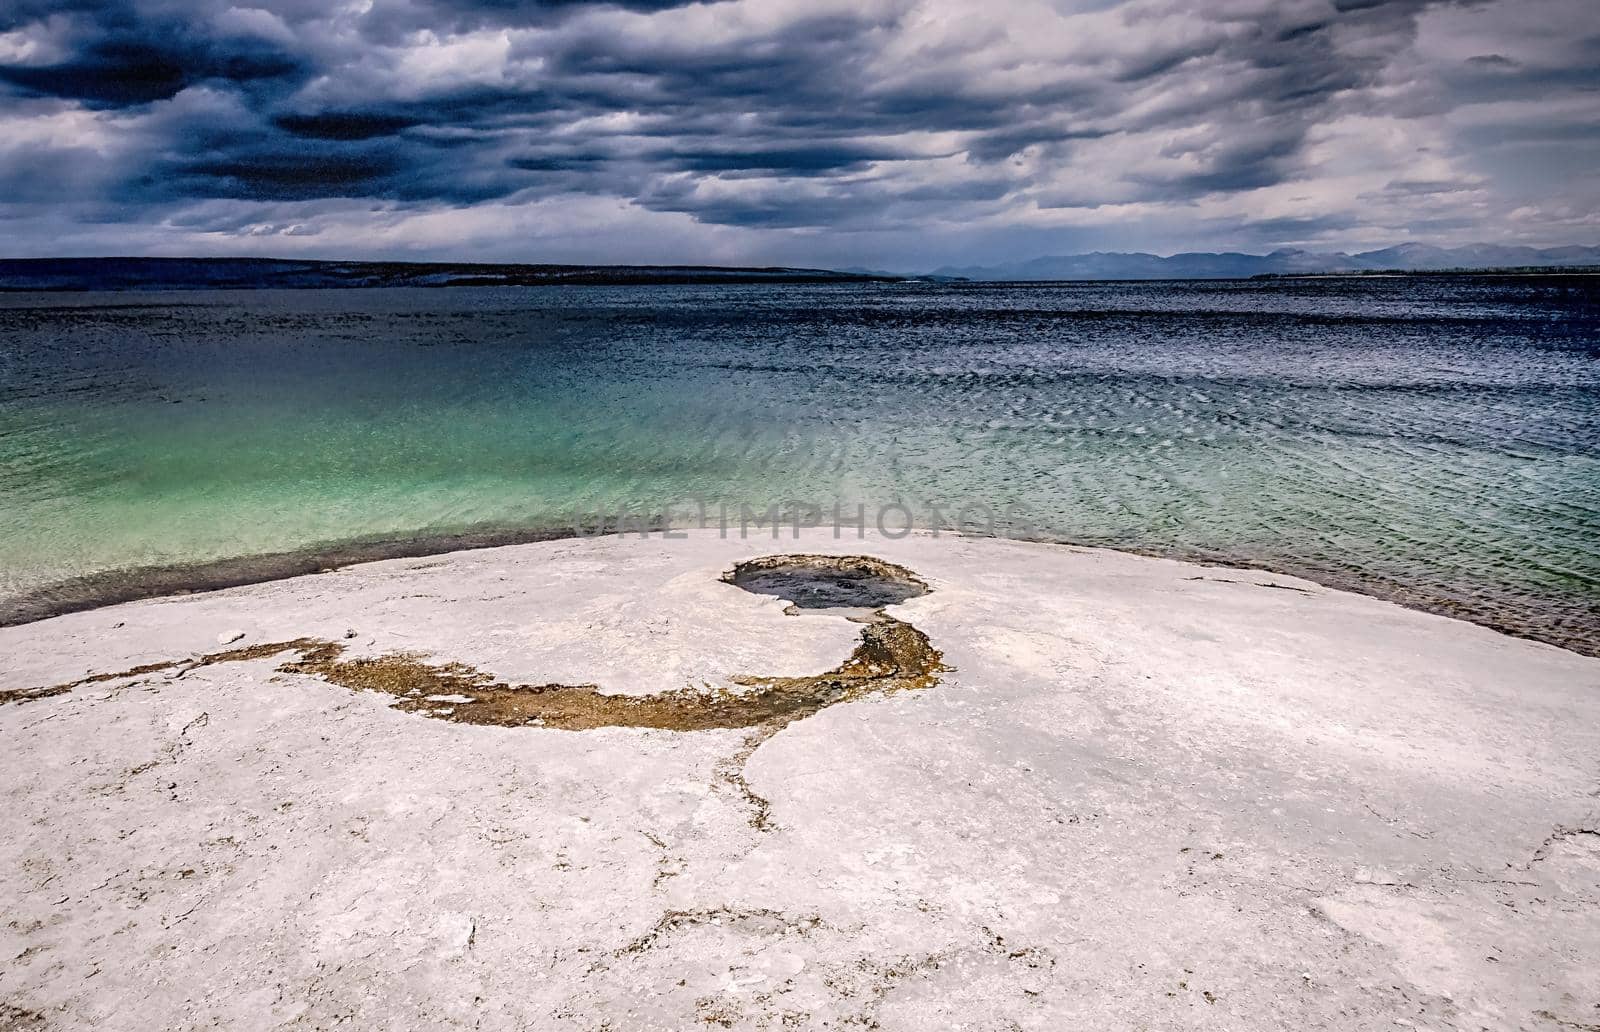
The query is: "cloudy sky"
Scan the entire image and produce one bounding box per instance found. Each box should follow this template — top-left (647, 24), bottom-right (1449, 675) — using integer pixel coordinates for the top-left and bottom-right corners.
top-left (1, 0), bottom-right (1596, 270)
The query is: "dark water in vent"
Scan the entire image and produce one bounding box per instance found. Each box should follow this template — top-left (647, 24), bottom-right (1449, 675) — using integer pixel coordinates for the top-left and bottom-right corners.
top-left (0, 277), bottom-right (1595, 652)
top-left (725, 556), bottom-right (930, 612)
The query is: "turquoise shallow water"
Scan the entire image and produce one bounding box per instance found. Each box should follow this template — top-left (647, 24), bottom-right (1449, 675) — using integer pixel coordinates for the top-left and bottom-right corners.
top-left (0, 278), bottom-right (1596, 652)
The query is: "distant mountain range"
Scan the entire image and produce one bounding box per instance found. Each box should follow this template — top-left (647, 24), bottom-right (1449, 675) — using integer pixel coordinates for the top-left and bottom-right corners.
top-left (0, 257), bottom-right (890, 291)
top-left (931, 243), bottom-right (1600, 281)
top-left (2, 247), bottom-right (1597, 291)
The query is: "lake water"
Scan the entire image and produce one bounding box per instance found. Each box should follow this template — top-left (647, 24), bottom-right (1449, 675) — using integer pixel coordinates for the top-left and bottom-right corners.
top-left (1, 277), bottom-right (1596, 653)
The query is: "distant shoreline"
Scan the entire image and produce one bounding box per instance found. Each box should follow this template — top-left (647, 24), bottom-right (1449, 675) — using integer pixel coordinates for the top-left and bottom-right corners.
top-left (4, 256), bottom-right (1599, 290)
top-left (0, 257), bottom-right (898, 292)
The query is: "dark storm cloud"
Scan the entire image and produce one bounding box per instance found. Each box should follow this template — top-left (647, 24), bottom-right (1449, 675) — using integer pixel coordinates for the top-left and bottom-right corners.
top-left (273, 112), bottom-right (424, 140)
top-left (174, 149), bottom-right (404, 200)
top-left (0, 0), bottom-right (1597, 253)
top-left (0, 1), bottom-right (306, 106)
top-left (0, 34), bottom-right (303, 106)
